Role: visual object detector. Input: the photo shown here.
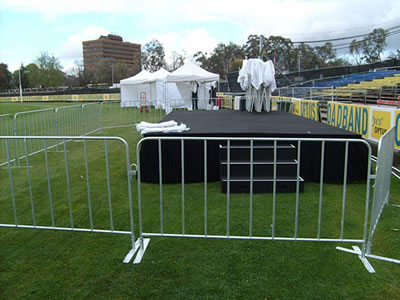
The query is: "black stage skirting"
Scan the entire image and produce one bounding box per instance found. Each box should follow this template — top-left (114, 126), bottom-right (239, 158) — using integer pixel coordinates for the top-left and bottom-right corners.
top-left (140, 110), bottom-right (369, 183)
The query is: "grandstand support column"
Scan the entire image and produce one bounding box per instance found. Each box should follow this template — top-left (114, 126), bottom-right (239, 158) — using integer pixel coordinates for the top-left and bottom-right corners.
top-left (331, 87), bottom-right (334, 101)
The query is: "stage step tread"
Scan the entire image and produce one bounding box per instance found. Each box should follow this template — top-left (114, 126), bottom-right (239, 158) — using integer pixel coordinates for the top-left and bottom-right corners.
top-left (220, 159), bottom-right (298, 165)
top-left (219, 144), bottom-right (295, 150)
top-left (221, 176), bottom-right (304, 182)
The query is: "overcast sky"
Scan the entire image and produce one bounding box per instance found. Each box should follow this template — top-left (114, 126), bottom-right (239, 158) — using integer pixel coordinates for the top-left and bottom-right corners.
top-left (1, 0), bottom-right (399, 72)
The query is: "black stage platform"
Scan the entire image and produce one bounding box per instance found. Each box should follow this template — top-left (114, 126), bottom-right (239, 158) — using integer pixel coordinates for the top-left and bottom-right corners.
top-left (140, 110), bottom-right (368, 184)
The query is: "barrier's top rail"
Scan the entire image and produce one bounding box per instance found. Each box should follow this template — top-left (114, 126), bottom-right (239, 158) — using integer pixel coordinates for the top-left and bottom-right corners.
top-left (0, 135), bottom-right (129, 144)
top-left (14, 108), bottom-right (55, 116)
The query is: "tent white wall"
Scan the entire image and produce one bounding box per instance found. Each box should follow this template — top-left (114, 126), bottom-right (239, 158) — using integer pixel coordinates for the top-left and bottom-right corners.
top-left (120, 68), bottom-right (183, 111)
top-left (166, 61), bottom-right (220, 110)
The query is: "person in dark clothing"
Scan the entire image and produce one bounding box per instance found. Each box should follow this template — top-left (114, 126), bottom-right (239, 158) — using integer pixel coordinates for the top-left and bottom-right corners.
top-left (210, 82), bottom-right (217, 106)
top-left (191, 82), bottom-right (199, 110)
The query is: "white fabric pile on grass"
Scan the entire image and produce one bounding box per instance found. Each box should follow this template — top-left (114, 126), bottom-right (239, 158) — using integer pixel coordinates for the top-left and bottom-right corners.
top-left (136, 120), bottom-right (190, 135)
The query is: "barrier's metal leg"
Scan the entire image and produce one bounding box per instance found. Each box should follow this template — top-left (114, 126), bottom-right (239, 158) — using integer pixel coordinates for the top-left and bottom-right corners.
top-left (133, 238), bottom-right (150, 264)
top-left (123, 239), bottom-right (141, 264)
top-left (336, 246), bottom-right (375, 273)
top-left (366, 254), bottom-right (400, 265)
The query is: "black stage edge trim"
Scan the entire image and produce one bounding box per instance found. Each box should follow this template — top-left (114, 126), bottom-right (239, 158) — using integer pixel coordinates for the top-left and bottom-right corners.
top-left (140, 110), bottom-right (368, 184)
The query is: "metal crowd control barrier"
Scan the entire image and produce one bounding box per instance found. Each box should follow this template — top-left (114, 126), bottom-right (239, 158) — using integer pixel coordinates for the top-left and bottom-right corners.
top-left (82, 103), bottom-right (102, 135)
top-left (101, 100), bottom-right (167, 129)
top-left (134, 136), bottom-right (374, 271)
top-left (55, 105), bottom-right (85, 136)
top-left (0, 136), bottom-right (142, 263)
top-left (0, 114), bottom-right (14, 166)
top-left (0, 101), bottom-right (168, 166)
top-left (12, 109), bottom-right (58, 166)
top-left (338, 127), bottom-right (400, 268)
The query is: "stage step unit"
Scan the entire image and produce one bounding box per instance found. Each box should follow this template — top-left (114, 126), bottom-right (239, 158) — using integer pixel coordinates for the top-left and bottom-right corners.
top-left (219, 142), bottom-right (304, 193)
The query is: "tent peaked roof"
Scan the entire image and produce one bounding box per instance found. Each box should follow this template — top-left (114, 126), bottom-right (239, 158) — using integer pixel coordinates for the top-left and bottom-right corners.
top-left (167, 61), bottom-right (219, 82)
top-left (120, 69), bottom-right (151, 85)
top-left (150, 67), bottom-right (170, 81)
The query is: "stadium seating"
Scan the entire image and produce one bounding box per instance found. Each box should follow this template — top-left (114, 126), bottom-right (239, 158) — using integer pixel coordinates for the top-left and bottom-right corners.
top-left (312, 71), bottom-right (400, 104)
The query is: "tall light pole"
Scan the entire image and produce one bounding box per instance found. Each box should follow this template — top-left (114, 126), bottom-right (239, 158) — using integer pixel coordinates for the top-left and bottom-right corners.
top-left (18, 67), bottom-right (22, 101)
top-left (259, 35), bottom-right (264, 59)
top-left (111, 64), bottom-right (114, 86)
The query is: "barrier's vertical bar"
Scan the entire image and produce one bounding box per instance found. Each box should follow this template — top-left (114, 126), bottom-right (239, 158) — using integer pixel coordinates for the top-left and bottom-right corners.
top-left (294, 141), bottom-right (301, 239)
top-left (64, 139), bottom-right (74, 228)
top-left (104, 139), bottom-right (114, 231)
top-left (35, 112), bottom-right (39, 149)
top-left (364, 143), bottom-right (372, 256)
top-left (123, 138), bottom-right (136, 251)
top-left (100, 102), bottom-right (104, 133)
top-left (6, 139), bottom-right (18, 225)
top-left (82, 104), bottom-right (85, 135)
top-left (83, 138), bottom-right (93, 230)
top-left (249, 140), bottom-right (254, 237)
top-left (55, 109), bottom-right (60, 151)
top-left (13, 115), bottom-right (20, 167)
top-left (44, 139), bottom-right (55, 227)
top-left (24, 138), bottom-right (36, 227)
top-left (204, 139), bottom-right (208, 236)
top-left (227, 139), bottom-right (230, 237)
top-left (340, 141), bottom-right (349, 240)
top-left (317, 141), bottom-right (325, 239)
top-left (158, 139), bottom-right (163, 234)
top-left (181, 139), bottom-right (185, 235)
top-left (136, 141), bottom-right (144, 248)
top-left (272, 140), bottom-right (277, 239)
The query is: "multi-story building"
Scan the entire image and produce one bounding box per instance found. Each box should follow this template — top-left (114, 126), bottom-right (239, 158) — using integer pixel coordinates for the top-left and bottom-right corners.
top-left (82, 34), bottom-right (141, 71)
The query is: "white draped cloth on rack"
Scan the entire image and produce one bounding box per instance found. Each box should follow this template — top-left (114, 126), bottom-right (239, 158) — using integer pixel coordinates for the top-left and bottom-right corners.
top-left (237, 58), bottom-right (276, 112)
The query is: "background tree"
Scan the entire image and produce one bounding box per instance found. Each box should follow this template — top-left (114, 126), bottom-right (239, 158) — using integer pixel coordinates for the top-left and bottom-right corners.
top-left (361, 28), bottom-right (387, 63)
top-left (34, 52), bottom-right (65, 87)
top-left (25, 63), bottom-right (41, 88)
top-left (289, 43), bottom-right (320, 71)
top-left (65, 60), bottom-right (87, 87)
top-left (141, 39), bottom-right (166, 72)
top-left (0, 63), bottom-right (12, 89)
top-left (169, 51), bottom-right (186, 71)
top-left (11, 64), bottom-right (29, 89)
top-left (113, 62), bottom-right (137, 82)
top-left (263, 35), bottom-right (294, 72)
top-left (194, 42), bottom-right (243, 79)
top-left (243, 34), bottom-right (264, 58)
top-left (349, 39), bottom-right (364, 65)
top-left (315, 42), bottom-right (336, 67)
top-left (90, 58), bottom-right (113, 84)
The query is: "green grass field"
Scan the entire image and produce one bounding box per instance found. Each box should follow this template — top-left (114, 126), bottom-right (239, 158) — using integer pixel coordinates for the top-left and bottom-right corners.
top-left (0, 102), bottom-right (400, 299)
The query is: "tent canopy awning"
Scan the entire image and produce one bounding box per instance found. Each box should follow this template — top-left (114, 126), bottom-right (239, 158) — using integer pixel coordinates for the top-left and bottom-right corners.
top-left (120, 70), bottom-right (152, 85)
top-left (166, 61), bottom-right (219, 82)
top-left (120, 67), bottom-right (172, 85)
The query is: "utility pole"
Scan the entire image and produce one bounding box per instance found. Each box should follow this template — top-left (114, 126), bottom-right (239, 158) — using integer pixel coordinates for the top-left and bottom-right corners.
top-left (111, 64), bottom-right (114, 86)
top-left (18, 67), bottom-right (22, 101)
top-left (298, 51), bottom-right (301, 75)
top-left (259, 35), bottom-right (264, 59)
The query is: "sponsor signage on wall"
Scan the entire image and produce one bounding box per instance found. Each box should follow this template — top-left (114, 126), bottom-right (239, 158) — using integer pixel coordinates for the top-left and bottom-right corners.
top-left (327, 102), bottom-right (370, 138)
top-left (327, 101), bottom-right (399, 150)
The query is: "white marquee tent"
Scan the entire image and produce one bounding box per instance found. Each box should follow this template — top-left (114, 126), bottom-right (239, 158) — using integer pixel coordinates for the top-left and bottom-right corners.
top-left (120, 68), bottom-right (183, 112)
top-left (166, 61), bottom-right (220, 110)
